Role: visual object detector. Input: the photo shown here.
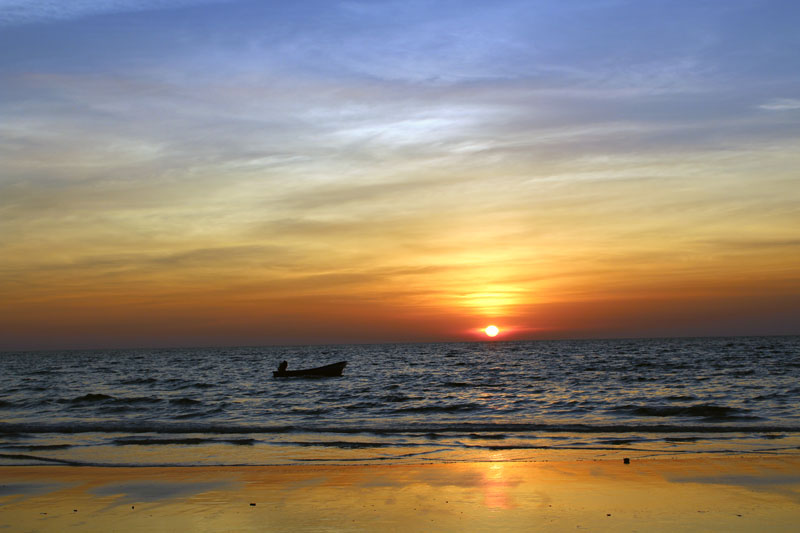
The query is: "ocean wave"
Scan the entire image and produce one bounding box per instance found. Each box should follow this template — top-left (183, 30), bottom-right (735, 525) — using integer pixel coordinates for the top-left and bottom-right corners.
top-left (169, 398), bottom-right (201, 406)
top-left (0, 444), bottom-right (73, 451)
top-left (55, 395), bottom-right (163, 408)
top-left (5, 421), bottom-right (797, 436)
top-left (0, 453), bottom-right (83, 465)
top-left (393, 403), bottom-right (483, 414)
top-left (611, 404), bottom-right (758, 420)
top-left (119, 377), bottom-right (158, 385)
top-left (382, 394), bottom-right (414, 403)
top-left (174, 412), bottom-right (210, 419)
top-left (290, 407), bottom-right (331, 415)
top-left (597, 438), bottom-right (641, 445)
top-left (113, 437), bottom-right (255, 446)
top-left (2, 337), bottom-right (798, 459)
top-left (60, 393), bottom-right (114, 404)
top-left (173, 381), bottom-right (215, 390)
top-left (188, 383), bottom-right (214, 389)
top-left (344, 401), bottom-right (380, 410)
top-left (454, 443), bottom-right (659, 452)
top-left (286, 440), bottom-right (396, 449)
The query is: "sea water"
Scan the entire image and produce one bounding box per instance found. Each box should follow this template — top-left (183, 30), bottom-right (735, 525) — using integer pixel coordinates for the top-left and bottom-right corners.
top-left (1, 336), bottom-right (799, 466)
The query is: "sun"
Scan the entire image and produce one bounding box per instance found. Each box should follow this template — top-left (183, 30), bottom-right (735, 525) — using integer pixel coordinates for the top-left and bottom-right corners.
top-left (485, 325), bottom-right (499, 337)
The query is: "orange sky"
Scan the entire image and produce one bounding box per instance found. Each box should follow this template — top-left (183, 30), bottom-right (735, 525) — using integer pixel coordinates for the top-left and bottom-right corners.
top-left (1, 1), bottom-right (799, 349)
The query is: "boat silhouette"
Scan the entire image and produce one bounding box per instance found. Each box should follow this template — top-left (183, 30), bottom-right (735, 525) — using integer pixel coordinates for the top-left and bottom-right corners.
top-left (273, 361), bottom-right (347, 378)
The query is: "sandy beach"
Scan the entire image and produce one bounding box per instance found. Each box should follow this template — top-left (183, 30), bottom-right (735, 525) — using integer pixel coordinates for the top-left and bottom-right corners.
top-left (2, 456), bottom-right (799, 532)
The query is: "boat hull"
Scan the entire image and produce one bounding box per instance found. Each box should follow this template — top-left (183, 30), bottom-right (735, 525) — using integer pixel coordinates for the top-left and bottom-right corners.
top-left (273, 361), bottom-right (347, 378)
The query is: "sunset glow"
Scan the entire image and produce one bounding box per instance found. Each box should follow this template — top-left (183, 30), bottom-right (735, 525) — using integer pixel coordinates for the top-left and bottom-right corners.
top-left (0, 1), bottom-right (798, 350)
top-left (485, 326), bottom-right (500, 338)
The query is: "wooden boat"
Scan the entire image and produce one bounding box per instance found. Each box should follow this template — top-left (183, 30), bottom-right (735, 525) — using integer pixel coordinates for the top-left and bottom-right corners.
top-left (273, 361), bottom-right (347, 378)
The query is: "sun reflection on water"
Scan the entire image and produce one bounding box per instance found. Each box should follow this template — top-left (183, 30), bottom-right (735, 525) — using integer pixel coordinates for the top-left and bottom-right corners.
top-left (482, 459), bottom-right (514, 510)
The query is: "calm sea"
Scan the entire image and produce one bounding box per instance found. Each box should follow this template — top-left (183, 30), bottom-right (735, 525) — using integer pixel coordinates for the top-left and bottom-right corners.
top-left (2, 336), bottom-right (799, 466)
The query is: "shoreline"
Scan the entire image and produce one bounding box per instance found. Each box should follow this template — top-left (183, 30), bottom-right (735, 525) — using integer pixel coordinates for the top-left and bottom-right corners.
top-left (6, 448), bottom-right (800, 470)
top-left (2, 455), bottom-right (799, 532)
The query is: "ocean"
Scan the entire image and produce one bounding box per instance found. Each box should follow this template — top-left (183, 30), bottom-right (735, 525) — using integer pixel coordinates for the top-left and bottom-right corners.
top-left (2, 336), bottom-right (799, 466)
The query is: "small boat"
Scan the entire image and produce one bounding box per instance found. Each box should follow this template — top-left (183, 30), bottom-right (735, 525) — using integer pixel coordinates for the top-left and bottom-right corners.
top-left (273, 361), bottom-right (347, 378)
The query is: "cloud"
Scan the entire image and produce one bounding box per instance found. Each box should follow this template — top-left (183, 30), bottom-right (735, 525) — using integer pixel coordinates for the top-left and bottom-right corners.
top-left (0, 0), bottom-right (235, 26)
top-left (759, 98), bottom-right (800, 111)
top-left (700, 238), bottom-right (800, 250)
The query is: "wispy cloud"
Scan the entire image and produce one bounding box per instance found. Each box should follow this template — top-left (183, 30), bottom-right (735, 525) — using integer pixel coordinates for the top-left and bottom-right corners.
top-left (758, 98), bottom-right (800, 111)
top-left (0, 0), bottom-right (232, 26)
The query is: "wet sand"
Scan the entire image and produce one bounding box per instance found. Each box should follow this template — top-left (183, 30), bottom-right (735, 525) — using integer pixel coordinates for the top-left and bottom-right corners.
top-left (2, 456), bottom-right (800, 532)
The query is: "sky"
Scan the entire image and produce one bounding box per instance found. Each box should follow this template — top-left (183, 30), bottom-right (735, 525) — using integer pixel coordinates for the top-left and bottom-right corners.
top-left (1, 0), bottom-right (798, 349)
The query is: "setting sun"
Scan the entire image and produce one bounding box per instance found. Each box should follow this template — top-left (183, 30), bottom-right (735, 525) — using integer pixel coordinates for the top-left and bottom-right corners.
top-left (485, 325), bottom-right (499, 337)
